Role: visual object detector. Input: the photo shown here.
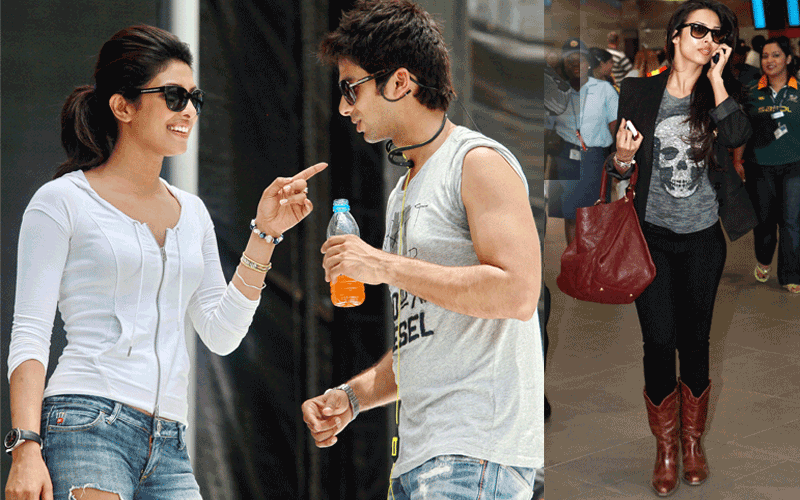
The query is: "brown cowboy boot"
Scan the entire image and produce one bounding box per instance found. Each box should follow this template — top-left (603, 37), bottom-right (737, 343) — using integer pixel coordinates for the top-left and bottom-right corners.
top-left (644, 386), bottom-right (680, 496)
top-left (680, 379), bottom-right (711, 485)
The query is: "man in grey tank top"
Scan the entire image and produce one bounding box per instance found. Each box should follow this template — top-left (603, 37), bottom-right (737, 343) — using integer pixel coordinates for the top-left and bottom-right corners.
top-left (301, 2), bottom-right (544, 499)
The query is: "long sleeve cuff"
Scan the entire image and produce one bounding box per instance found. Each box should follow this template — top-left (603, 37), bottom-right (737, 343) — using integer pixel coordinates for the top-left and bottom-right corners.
top-left (710, 96), bottom-right (740, 123)
top-left (604, 152), bottom-right (635, 180)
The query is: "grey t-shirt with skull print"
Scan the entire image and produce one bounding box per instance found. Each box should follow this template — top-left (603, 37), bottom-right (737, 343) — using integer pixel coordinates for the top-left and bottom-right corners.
top-left (644, 89), bottom-right (719, 233)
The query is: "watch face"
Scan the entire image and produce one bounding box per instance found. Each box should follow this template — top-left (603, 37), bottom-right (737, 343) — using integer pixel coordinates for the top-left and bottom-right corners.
top-left (4, 429), bottom-right (19, 449)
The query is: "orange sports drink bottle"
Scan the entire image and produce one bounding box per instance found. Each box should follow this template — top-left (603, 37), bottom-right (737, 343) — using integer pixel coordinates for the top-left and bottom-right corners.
top-left (326, 199), bottom-right (365, 307)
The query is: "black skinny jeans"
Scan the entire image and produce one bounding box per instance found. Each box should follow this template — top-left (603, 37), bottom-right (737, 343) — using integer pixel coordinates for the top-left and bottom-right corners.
top-left (635, 221), bottom-right (726, 405)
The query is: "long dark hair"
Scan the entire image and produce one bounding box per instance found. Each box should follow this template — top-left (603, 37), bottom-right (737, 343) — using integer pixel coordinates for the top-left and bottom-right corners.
top-left (761, 36), bottom-right (799, 80)
top-left (665, 0), bottom-right (740, 171)
top-left (55, 25), bottom-right (192, 179)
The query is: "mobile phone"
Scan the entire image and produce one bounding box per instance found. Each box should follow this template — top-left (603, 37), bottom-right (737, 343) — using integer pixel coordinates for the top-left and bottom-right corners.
top-left (712, 46), bottom-right (727, 65)
top-left (625, 120), bottom-right (639, 140)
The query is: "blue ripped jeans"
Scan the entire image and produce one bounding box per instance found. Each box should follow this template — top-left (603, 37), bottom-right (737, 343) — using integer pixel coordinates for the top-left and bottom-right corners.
top-left (389, 455), bottom-right (543, 500)
top-left (41, 395), bottom-right (201, 500)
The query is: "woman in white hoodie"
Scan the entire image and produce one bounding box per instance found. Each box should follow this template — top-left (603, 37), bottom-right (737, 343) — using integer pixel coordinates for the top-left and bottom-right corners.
top-left (5, 25), bottom-right (325, 500)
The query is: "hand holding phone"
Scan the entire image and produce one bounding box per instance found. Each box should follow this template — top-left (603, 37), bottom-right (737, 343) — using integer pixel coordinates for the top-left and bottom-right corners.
top-left (712, 46), bottom-right (727, 65)
top-left (625, 120), bottom-right (639, 140)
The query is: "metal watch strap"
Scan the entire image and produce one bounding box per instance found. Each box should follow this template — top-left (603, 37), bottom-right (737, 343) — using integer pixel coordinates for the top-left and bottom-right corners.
top-left (326, 383), bottom-right (360, 419)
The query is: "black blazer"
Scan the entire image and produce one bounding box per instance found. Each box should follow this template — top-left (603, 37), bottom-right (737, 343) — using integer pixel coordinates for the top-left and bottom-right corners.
top-left (609, 69), bottom-right (757, 241)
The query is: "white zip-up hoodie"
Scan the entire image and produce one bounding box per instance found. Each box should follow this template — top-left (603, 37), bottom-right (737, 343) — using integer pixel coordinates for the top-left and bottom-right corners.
top-left (8, 170), bottom-right (260, 424)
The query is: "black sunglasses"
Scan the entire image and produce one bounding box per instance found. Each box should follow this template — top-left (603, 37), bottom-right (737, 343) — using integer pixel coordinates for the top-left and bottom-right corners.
top-left (676, 22), bottom-right (729, 44)
top-left (134, 85), bottom-right (204, 114)
top-left (338, 68), bottom-right (396, 105)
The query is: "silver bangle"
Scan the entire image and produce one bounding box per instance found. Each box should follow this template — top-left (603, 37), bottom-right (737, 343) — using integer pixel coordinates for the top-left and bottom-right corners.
top-left (325, 383), bottom-right (360, 419)
top-left (614, 154), bottom-right (636, 170)
top-left (234, 268), bottom-right (266, 290)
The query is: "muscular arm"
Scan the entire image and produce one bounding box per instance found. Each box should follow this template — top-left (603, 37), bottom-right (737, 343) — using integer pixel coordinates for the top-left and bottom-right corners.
top-left (347, 349), bottom-right (398, 412)
top-left (322, 148), bottom-right (540, 321)
top-left (301, 349), bottom-right (397, 448)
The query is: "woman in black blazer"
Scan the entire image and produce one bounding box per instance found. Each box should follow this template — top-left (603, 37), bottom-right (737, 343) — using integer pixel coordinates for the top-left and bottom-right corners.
top-left (608, 0), bottom-right (756, 496)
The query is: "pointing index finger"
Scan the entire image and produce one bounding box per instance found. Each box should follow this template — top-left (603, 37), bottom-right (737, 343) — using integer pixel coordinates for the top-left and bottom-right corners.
top-left (292, 162), bottom-right (328, 182)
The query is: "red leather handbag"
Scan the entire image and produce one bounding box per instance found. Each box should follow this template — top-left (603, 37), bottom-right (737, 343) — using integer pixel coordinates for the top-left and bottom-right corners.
top-left (556, 166), bottom-right (656, 304)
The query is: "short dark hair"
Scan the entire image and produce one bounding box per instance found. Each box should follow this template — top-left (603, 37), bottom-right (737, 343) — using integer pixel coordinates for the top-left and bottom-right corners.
top-left (751, 35), bottom-right (766, 52)
top-left (762, 36), bottom-right (798, 76)
top-left (589, 47), bottom-right (612, 70)
top-left (319, 0), bottom-right (454, 111)
top-left (607, 32), bottom-right (620, 45)
top-left (56, 25), bottom-right (192, 179)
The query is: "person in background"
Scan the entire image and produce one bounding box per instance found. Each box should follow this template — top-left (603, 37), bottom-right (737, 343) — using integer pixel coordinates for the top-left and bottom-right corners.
top-left (742, 36), bottom-right (800, 294)
top-left (609, 0), bottom-right (755, 495)
top-left (590, 47), bottom-right (616, 88)
top-left (547, 38), bottom-right (618, 246)
top-left (607, 31), bottom-right (634, 85)
top-left (746, 35), bottom-right (765, 68)
top-left (542, 45), bottom-right (573, 422)
top-left (631, 47), bottom-right (664, 79)
top-left (731, 39), bottom-right (760, 86)
top-left (5, 25), bottom-right (325, 500)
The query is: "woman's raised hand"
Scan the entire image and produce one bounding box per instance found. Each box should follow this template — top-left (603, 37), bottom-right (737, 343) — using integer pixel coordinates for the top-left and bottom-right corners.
top-left (254, 162), bottom-right (328, 238)
top-left (708, 43), bottom-right (732, 82)
top-left (615, 118), bottom-right (644, 173)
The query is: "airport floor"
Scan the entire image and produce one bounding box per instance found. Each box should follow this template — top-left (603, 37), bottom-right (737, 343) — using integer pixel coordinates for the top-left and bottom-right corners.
top-left (543, 217), bottom-right (800, 500)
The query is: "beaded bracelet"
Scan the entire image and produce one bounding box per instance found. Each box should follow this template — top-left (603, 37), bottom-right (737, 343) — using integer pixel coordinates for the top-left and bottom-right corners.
top-left (250, 219), bottom-right (284, 245)
top-left (240, 253), bottom-right (272, 273)
top-left (235, 268), bottom-right (267, 290)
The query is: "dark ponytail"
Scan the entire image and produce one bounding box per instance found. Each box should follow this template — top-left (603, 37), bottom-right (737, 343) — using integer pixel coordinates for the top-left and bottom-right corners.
top-left (55, 25), bottom-right (192, 179)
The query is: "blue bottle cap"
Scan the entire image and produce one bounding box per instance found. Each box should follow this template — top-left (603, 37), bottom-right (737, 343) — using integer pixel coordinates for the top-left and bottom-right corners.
top-left (333, 198), bottom-right (350, 213)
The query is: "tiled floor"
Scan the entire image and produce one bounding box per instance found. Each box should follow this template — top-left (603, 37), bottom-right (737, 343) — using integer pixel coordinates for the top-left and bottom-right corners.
top-left (543, 217), bottom-right (800, 499)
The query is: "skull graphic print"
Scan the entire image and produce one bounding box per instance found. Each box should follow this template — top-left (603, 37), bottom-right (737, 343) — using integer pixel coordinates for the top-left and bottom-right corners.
top-left (654, 115), bottom-right (703, 198)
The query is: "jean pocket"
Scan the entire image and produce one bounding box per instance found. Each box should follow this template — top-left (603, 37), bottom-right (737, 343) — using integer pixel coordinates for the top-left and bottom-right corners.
top-left (498, 464), bottom-right (535, 491)
top-left (46, 405), bottom-right (106, 433)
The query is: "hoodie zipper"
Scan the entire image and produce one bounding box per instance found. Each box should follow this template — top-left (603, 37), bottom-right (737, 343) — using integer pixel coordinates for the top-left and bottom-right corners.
top-left (152, 244), bottom-right (167, 420)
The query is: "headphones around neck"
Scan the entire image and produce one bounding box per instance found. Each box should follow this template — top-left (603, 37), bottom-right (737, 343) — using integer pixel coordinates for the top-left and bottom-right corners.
top-left (385, 112), bottom-right (448, 168)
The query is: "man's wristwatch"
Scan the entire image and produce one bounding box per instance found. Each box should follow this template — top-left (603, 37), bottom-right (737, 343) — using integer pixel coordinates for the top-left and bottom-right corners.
top-left (325, 383), bottom-right (361, 419)
top-left (4, 428), bottom-right (42, 455)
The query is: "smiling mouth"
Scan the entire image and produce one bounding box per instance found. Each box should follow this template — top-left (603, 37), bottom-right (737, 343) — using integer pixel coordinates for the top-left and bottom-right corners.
top-left (168, 124), bottom-right (190, 135)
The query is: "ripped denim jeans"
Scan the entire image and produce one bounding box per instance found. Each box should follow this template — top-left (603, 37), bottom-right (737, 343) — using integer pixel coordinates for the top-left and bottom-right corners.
top-left (41, 395), bottom-right (202, 500)
top-left (389, 455), bottom-right (543, 500)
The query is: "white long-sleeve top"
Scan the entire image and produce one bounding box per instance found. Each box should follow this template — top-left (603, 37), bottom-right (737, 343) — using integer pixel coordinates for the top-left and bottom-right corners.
top-left (8, 170), bottom-right (260, 424)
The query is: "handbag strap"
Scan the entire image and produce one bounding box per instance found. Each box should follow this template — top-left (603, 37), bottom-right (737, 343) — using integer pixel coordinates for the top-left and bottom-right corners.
top-left (598, 155), bottom-right (640, 204)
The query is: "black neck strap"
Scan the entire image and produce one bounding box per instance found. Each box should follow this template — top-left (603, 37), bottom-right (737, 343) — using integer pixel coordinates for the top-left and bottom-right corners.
top-left (386, 113), bottom-right (448, 168)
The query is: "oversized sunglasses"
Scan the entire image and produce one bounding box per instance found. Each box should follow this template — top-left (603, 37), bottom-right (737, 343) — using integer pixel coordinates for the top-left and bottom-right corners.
top-left (676, 22), bottom-right (729, 44)
top-left (134, 85), bottom-right (204, 114)
top-left (338, 68), bottom-right (396, 105)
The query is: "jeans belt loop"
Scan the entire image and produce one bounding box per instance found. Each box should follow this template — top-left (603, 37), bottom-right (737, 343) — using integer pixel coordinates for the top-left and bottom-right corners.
top-left (107, 402), bottom-right (123, 425)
